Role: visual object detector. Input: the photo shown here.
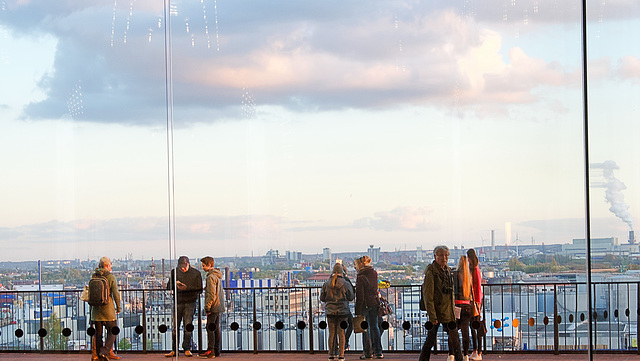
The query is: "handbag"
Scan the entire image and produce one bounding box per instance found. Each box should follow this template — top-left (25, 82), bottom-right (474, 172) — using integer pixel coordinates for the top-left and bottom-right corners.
top-left (379, 296), bottom-right (392, 317)
top-left (353, 315), bottom-right (366, 333)
top-left (80, 285), bottom-right (90, 302)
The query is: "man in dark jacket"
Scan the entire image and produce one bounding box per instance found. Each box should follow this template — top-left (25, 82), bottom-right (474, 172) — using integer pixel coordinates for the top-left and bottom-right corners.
top-left (419, 245), bottom-right (463, 361)
top-left (165, 256), bottom-right (202, 357)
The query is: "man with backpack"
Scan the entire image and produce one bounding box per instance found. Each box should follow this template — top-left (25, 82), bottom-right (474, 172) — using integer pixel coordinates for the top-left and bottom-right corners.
top-left (90, 256), bottom-right (122, 361)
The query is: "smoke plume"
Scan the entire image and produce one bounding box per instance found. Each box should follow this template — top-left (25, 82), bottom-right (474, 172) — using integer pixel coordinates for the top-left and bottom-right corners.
top-left (590, 160), bottom-right (634, 230)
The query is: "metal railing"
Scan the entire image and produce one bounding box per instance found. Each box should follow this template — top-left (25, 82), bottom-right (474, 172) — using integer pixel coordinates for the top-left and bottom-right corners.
top-left (1, 281), bottom-right (639, 354)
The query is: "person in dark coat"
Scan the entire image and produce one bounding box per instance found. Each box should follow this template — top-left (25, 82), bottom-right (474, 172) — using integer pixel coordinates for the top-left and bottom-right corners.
top-left (321, 262), bottom-right (355, 361)
top-left (165, 256), bottom-right (202, 357)
top-left (355, 255), bottom-right (383, 359)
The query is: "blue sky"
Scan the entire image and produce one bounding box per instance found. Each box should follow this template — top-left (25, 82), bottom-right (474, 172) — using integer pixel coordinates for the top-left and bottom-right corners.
top-left (1, 0), bottom-right (639, 261)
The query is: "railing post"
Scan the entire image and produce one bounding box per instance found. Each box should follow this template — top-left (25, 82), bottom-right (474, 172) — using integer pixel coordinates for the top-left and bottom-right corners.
top-left (252, 290), bottom-right (258, 354)
top-left (197, 297), bottom-right (202, 353)
top-left (553, 285), bottom-right (559, 355)
top-left (142, 290), bottom-right (147, 353)
top-left (308, 286), bottom-right (314, 354)
top-left (39, 289), bottom-right (44, 351)
top-left (637, 282), bottom-right (639, 355)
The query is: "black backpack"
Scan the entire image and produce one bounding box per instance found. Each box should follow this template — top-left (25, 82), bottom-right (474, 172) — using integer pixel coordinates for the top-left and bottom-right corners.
top-left (88, 275), bottom-right (110, 306)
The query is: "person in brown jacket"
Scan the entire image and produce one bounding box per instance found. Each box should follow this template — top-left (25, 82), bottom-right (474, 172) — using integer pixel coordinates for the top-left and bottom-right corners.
top-left (198, 256), bottom-right (225, 358)
top-left (91, 257), bottom-right (122, 361)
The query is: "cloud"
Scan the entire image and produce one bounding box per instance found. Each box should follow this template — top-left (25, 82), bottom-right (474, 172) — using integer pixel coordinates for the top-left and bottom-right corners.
top-left (353, 206), bottom-right (439, 232)
top-left (3, 1), bottom-right (588, 125)
top-left (617, 55), bottom-right (640, 82)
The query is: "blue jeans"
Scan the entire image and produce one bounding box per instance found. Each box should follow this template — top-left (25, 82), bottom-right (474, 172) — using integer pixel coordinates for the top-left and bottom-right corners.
top-left (172, 302), bottom-right (196, 352)
top-left (361, 306), bottom-right (382, 357)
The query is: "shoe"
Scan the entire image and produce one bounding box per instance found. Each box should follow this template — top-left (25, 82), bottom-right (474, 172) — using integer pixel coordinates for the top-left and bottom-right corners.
top-left (98, 353), bottom-right (109, 361)
top-left (447, 356), bottom-right (455, 361)
top-left (185, 350), bottom-right (193, 357)
top-left (198, 350), bottom-right (215, 358)
top-left (108, 351), bottom-right (122, 360)
top-left (464, 356), bottom-right (469, 361)
top-left (375, 355), bottom-right (384, 359)
top-left (339, 358), bottom-right (345, 361)
top-left (469, 351), bottom-right (478, 360)
top-left (165, 351), bottom-right (175, 357)
top-left (329, 357), bottom-right (335, 361)
top-left (474, 355), bottom-right (482, 361)
top-left (360, 355), bottom-right (372, 360)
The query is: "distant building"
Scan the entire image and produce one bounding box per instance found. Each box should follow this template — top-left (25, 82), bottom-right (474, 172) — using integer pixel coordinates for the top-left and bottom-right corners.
top-left (323, 248), bottom-right (331, 263)
top-left (368, 245), bottom-right (380, 263)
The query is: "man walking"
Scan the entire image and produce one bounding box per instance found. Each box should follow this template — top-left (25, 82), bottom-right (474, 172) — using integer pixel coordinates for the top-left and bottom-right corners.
top-left (166, 256), bottom-right (203, 357)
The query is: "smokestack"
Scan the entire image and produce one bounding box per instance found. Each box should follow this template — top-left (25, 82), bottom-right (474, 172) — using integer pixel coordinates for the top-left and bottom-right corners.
top-left (491, 230), bottom-right (495, 250)
top-left (630, 230), bottom-right (636, 245)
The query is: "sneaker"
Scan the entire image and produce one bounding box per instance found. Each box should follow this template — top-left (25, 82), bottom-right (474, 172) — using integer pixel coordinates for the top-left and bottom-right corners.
top-left (165, 351), bottom-right (175, 357)
top-left (185, 350), bottom-right (193, 357)
top-left (375, 355), bottom-right (384, 359)
top-left (474, 355), bottom-right (483, 361)
top-left (464, 356), bottom-right (469, 361)
top-left (470, 351), bottom-right (479, 360)
top-left (199, 350), bottom-right (215, 358)
top-left (447, 355), bottom-right (455, 361)
top-left (360, 355), bottom-right (373, 360)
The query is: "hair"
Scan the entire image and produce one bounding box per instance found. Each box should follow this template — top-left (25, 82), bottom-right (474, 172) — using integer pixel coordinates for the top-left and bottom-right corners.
top-left (331, 263), bottom-right (343, 287)
top-left (457, 255), bottom-right (472, 299)
top-left (467, 248), bottom-right (479, 270)
top-left (201, 256), bottom-right (214, 267)
top-left (178, 256), bottom-right (190, 266)
top-left (355, 255), bottom-right (372, 269)
top-left (98, 257), bottom-right (111, 269)
top-left (433, 245), bottom-right (450, 256)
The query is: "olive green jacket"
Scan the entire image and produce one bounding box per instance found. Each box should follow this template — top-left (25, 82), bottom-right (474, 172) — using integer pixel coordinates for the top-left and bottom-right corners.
top-left (422, 261), bottom-right (455, 323)
top-left (90, 268), bottom-right (121, 321)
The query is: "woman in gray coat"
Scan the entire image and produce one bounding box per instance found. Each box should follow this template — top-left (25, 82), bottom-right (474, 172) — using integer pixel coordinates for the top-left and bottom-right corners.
top-left (321, 262), bottom-right (355, 361)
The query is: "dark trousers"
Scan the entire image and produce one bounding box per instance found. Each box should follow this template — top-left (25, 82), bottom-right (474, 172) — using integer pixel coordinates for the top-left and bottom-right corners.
top-left (470, 315), bottom-right (485, 353)
top-left (361, 306), bottom-right (383, 357)
top-left (205, 312), bottom-right (221, 356)
top-left (344, 313), bottom-right (353, 348)
top-left (456, 304), bottom-right (473, 356)
top-left (94, 320), bottom-right (117, 357)
top-left (172, 302), bottom-right (196, 352)
top-left (419, 322), bottom-right (463, 361)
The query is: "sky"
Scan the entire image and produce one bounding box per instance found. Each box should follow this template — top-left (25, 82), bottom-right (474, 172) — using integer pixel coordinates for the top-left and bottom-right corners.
top-left (1, 0), bottom-right (640, 262)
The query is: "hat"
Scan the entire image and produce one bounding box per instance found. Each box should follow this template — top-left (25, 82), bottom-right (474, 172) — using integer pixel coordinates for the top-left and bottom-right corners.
top-left (332, 263), bottom-right (344, 275)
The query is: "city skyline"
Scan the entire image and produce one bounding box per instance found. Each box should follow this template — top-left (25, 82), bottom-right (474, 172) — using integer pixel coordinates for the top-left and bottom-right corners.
top-left (1, 1), bottom-right (639, 261)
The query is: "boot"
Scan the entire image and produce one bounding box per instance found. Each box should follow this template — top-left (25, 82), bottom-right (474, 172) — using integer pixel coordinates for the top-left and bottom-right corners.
top-left (108, 350), bottom-right (122, 360)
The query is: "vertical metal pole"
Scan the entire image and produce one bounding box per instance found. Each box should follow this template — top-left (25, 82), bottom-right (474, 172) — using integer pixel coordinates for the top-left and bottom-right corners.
top-left (580, 0), bottom-right (593, 360)
top-left (553, 285), bottom-right (559, 355)
top-left (142, 290), bottom-right (147, 353)
top-left (637, 283), bottom-right (639, 355)
top-left (197, 297), bottom-right (202, 353)
top-left (38, 260), bottom-right (44, 351)
top-left (308, 287), bottom-right (314, 354)
top-left (252, 291), bottom-right (258, 354)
